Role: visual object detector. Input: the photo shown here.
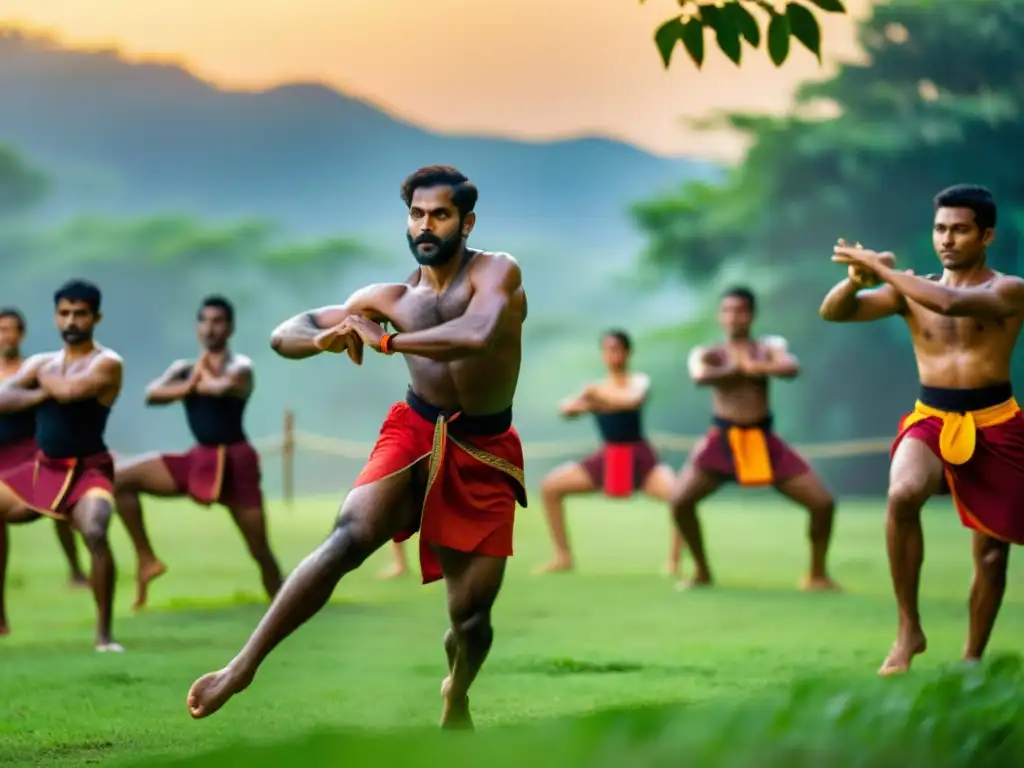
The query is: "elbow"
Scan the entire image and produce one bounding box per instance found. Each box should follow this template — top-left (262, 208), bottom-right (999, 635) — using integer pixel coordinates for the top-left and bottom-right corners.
top-left (818, 303), bottom-right (840, 322)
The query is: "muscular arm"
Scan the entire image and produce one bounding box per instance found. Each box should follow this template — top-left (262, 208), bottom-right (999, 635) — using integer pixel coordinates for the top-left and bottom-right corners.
top-left (876, 267), bottom-right (1024, 318)
top-left (269, 284), bottom-right (392, 360)
top-left (688, 346), bottom-right (736, 386)
top-left (145, 360), bottom-right (196, 405)
top-left (0, 355), bottom-right (48, 414)
top-left (195, 359), bottom-right (253, 398)
top-left (390, 255), bottom-right (522, 362)
top-left (41, 354), bottom-right (122, 403)
top-left (819, 278), bottom-right (905, 322)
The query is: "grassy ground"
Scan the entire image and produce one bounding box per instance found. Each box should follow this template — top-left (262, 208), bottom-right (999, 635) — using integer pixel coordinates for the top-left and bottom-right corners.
top-left (1, 492), bottom-right (1023, 767)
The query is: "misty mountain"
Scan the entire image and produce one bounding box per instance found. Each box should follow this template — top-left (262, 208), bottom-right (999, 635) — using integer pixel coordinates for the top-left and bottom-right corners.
top-left (0, 29), bottom-right (715, 252)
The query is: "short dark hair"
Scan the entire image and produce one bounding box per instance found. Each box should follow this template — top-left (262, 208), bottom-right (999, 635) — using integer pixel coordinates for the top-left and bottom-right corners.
top-left (53, 279), bottom-right (101, 313)
top-left (199, 295), bottom-right (234, 324)
top-left (0, 307), bottom-right (25, 332)
top-left (400, 165), bottom-right (478, 218)
top-left (603, 329), bottom-right (632, 352)
top-left (934, 184), bottom-right (997, 232)
top-left (723, 286), bottom-right (756, 312)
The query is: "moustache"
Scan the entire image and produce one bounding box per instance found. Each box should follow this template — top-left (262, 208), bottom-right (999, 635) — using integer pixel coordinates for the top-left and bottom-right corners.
top-left (414, 234), bottom-right (442, 246)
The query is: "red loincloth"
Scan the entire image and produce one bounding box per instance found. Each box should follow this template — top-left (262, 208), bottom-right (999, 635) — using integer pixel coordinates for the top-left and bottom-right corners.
top-left (352, 401), bottom-right (527, 584)
top-left (691, 417), bottom-right (808, 486)
top-left (0, 450), bottom-right (114, 519)
top-left (892, 397), bottom-right (1024, 545)
top-left (0, 436), bottom-right (39, 472)
top-left (161, 441), bottom-right (264, 509)
top-left (580, 440), bottom-right (659, 497)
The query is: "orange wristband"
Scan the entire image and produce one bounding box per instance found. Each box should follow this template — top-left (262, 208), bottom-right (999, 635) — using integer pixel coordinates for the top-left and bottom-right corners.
top-left (380, 333), bottom-right (397, 354)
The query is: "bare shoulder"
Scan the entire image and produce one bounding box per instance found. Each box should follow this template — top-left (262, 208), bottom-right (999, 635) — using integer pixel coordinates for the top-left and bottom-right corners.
top-left (631, 372), bottom-right (652, 390)
top-left (229, 352), bottom-right (254, 371)
top-left (470, 251), bottom-right (523, 290)
top-left (97, 348), bottom-right (124, 368)
top-left (994, 272), bottom-right (1024, 292)
top-left (22, 352), bottom-right (56, 371)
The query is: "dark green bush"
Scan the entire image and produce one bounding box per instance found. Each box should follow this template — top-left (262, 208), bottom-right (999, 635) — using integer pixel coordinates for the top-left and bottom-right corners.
top-left (133, 655), bottom-right (1024, 767)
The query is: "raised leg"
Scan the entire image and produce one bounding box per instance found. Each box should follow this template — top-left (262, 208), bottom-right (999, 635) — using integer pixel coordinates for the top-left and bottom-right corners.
top-left (186, 467), bottom-right (419, 719)
top-left (964, 531), bottom-right (1010, 662)
top-left (879, 437), bottom-right (944, 676)
top-left (774, 469), bottom-right (840, 590)
top-left (53, 520), bottom-right (88, 587)
top-left (669, 444), bottom-right (723, 588)
top-left (377, 541), bottom-right (409, 580)
top-left (113, 453), bottom-right (181, 610)
top-left (642, 464), bottom-right (686, 578)
top-left (227, 504), bottom-right (284, 599)
top-left (436, 546), bottom-right (506, 730)
top-left (535, 461), bottom-right (596, 574)
top-left (0, 483), bottom-right (41, 636)
top-left (69, 491), bottom-right (122, 651)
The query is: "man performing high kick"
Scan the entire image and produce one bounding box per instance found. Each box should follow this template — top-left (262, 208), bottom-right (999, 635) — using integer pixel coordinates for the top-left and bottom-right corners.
top-left (824, 184), bottom-right (1024, 675)
top-left (0, 280), bottom-right (124, 650)
top-left (113, 296), bottom-right (283, 610)
top-left (186, 166), bottom-right (527, 729)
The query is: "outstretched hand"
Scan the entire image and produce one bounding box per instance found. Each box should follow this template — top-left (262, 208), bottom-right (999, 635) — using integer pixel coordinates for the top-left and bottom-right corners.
top-left (313, 324), bottom-right (364, 364)
top-left (832, 240), bottom-right (896, 273)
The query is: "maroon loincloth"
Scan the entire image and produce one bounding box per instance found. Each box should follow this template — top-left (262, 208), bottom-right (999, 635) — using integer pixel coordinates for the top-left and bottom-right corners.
top-left (580, 440), bottom-right (659, 497)
top-left (161, 441), bottom-right (264, 510)
top-left (691, 416), bottom-right (808, 486)
top-left (0, 436), bottom-right (39, 472)
top-left (0, 450), bottom-right (115, 519)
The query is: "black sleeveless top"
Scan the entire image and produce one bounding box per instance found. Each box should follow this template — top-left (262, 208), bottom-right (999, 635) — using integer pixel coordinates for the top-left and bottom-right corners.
top-left (0, 404), bottom-right (36, 444)
top-left (593, 409), bottom-right (644, 444)
top-left (36, 398), bottom-right (110, 458)
top-left (183, 393), bottom-right (248, 446)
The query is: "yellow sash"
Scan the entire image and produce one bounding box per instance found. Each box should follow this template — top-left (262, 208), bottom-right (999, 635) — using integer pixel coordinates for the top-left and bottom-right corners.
top-left (901, 397), bottom-right (1020, 465)
top-left (725, 427), bottom-right (774, 486)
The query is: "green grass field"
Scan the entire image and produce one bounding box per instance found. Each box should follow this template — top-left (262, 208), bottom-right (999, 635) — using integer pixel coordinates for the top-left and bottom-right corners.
top-left (2, 492), bottom-right (1023, 767)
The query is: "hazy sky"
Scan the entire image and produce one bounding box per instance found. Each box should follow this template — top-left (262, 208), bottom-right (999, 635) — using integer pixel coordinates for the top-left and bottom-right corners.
top-left (4, 0), bottom-right (874, 159)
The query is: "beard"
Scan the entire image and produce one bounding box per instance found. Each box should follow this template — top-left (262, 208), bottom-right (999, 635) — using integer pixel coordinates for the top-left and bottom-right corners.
top-left (407, 230), bottom-right (462, 267)
top-left (61, 328), bottom-right (92, 345)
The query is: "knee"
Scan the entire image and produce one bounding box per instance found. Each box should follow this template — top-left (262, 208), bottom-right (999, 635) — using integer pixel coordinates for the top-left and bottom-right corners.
top-left (670, 483), bottom-right (698, 513)
top-left (539, 475), bottom-right (563, 501)
top-left (977, 544), bottom-right (1009, 580)
top-left (328, 513), bottom-right (376, 568)
top-left (452, 608), bottom-right (494, 649)
top-left (77, 513), bottom-right (111, 551)
top-left (886, 479), bottom-right (930, 518)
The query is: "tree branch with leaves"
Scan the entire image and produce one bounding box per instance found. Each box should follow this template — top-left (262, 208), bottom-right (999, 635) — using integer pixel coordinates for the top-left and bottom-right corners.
top-left (649, 0), bottom-right (846, 69)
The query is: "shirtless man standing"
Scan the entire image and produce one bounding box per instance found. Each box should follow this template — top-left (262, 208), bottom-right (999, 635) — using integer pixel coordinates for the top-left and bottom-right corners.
top-left (0, 280), bottom-right (124, 650)
top-left (823, 184), bottom-right (1024, 675)
top-left (672, 287), bottom-right (839, 590)
top-left (537, 330), bottom-right (683, 575)
top-left (186, 166), bottom-right (527, 729)
top-left (113, 295), bottom-right (283, 610)
top-left (0, 307), bottom-right (88, 588)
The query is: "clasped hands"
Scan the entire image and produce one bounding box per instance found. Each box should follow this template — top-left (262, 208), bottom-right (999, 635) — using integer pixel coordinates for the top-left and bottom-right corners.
top-left (313, 315), bottom-right (388, 364)
top-left (832, 238), bottom-right (914, 286)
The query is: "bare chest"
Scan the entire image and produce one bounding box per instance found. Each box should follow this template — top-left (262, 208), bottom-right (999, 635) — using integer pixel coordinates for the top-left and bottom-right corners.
top-left (908, 306), bottom-right (1017, 350)
top-left (389, 282), bottom-right (473, 332)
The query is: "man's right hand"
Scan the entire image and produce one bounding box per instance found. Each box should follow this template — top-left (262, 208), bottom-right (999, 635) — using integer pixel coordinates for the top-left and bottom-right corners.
top-left (313, 325), bottom-right (364, 364)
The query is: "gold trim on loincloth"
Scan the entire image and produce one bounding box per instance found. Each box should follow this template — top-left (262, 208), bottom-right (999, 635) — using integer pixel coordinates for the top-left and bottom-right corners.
top-left (901, 397), bottom-right (1020, 465)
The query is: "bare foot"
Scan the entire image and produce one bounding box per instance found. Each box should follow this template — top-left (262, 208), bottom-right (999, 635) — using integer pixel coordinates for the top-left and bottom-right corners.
top-left (69, 573), bottom-right (90, 589)
top-left (675, 575), bottom-right (712, 591)
top-left (376, 562), bottom-right (407, 581)
top-left (133, 559), bottom-right (168, 612)
top-left (665, 561), bottom-right (681, 579)
top-left (95, 641), bottom-right (125, 653)
top-left (533, 556), bottom-right (573, 575)
top-left (799, 575), bottom-right (842, 592)
top-left (878, 630), bottom-right (927, 676)
top-left (439, 675), bottom-right (473, 731)
top-left (0, 621), bottom-right (9, 637)
top-left (187, 666), bottom-right (254, 719)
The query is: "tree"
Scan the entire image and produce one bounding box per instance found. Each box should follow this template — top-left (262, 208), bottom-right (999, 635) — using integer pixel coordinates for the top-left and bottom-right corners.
top-left (649, 0), bottom-right (846, 69)
top-left (631, 0), bottom-right (1024, 492)
top-left (0, 144), bottom-right (49, 219)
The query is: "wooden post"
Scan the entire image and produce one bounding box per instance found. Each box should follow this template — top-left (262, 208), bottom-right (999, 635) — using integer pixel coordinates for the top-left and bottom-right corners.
top-left (283, 409), bottom-right (295, 508)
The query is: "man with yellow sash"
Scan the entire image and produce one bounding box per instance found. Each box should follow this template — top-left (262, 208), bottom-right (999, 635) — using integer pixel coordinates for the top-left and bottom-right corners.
top-left (823, 183), bottom-right (1024, 677)
top-left (673, 287), bottom-right (839, 592)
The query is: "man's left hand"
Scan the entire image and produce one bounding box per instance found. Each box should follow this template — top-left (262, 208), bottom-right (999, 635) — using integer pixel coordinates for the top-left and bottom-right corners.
top-left (338, 315), bottom-right (387, 352)
top-left (832, 244), bottom-right (896, 273)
